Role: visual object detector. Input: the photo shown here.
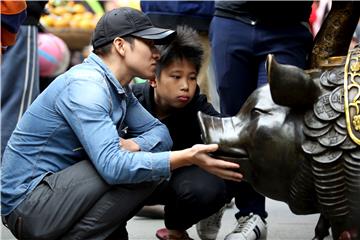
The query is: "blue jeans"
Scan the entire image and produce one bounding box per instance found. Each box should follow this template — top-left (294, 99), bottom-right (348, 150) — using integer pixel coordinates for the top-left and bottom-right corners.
top-left (210, 16), bottom-right (313, 219)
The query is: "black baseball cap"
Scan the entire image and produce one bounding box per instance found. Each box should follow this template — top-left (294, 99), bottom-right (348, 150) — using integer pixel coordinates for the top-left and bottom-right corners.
top-left (92, 7), bottom-right (176, 49)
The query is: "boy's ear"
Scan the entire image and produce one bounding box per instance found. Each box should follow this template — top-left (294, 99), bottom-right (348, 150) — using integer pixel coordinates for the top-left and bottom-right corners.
top-left (149, 77), bottom-right (158, 88)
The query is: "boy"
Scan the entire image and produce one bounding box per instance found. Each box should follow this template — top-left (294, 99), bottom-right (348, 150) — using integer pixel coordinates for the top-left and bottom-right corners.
top-left (1, 8), bottom-right (242, 239)
top-left (132, 25), bottom-right (230, 240)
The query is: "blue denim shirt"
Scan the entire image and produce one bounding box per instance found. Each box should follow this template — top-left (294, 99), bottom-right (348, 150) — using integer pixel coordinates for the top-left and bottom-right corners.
top-left (1, 53), bottom-right (172, 216)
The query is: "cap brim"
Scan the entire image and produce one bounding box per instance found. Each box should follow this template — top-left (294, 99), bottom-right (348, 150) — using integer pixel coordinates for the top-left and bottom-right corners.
top-left (131, 27), bottom-right (176, 45)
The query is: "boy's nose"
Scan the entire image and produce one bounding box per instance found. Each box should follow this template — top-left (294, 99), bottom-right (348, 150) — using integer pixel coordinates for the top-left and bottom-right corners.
top-left (180, 80), bottom-right (189, 90)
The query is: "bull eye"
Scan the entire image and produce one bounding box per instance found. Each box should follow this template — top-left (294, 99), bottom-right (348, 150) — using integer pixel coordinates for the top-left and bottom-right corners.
top-left (250, 108), bottom-right (267, 119)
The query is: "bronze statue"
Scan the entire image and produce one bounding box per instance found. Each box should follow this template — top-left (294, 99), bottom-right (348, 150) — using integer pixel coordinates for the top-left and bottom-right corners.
top-left (198, 2), bottom-right (360, 240)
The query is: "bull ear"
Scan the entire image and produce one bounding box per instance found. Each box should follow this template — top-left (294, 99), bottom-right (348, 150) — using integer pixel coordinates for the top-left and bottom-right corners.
top-left (267, 54), bottom-right (321, 107)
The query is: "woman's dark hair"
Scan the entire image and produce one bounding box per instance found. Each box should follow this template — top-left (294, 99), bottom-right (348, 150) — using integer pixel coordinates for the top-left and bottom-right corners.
top-left (156, 25), bottom-right (204, 77)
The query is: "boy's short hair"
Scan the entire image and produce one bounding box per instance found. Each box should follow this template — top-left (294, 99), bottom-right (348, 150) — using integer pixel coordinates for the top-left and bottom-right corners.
top-left (156, 25), bottom-right (204, 77)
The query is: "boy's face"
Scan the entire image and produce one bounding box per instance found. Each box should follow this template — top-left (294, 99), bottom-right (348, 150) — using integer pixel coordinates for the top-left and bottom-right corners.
top-left (151, 59), bottom-right (197, 109)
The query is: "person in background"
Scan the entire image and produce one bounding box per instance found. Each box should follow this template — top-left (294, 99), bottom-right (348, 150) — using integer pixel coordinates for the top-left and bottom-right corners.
top-left (1, 8), bottom-right (242, 239)
top-left (350, 20), bottom-right (360, 50)
top-left (132, 25), bottom-right (232, 240)
top-left (197, 1), bottom-right (314, 240)
top-left (0, 0), bottom-right (27, 53)
top-left (311, 0), bottom-right (332, 37)
top-left (1, 1), bottom-right (47, 158)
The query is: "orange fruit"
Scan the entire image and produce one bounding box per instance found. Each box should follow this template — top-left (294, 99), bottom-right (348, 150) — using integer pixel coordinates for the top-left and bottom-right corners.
top-left (72, 13), bottom-right (83, 22)
top-left (66, 1), bottom-right (75, 7)
top-left (82, 11), bottom-right (94, 19)
top-left (73, 4), bottom-right (86, 14)
top-left (69, 20), bottom-right (80, 29)
top-left (62, 12), bottom-right (72, 22)
top-left (40, 15), bottom-right (55, 27)
top-left (78, 19), bottom-right (93, 30)
top-left (52, 6), bottom-right (67, 16)
top-left (53, 17), bottom-right (69, 28)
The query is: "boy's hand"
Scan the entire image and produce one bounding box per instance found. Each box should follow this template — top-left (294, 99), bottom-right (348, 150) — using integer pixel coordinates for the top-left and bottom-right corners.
top-left (119, 138), bottom-right (140, 152)
top-left (189, 144), bottom-right (243, 182)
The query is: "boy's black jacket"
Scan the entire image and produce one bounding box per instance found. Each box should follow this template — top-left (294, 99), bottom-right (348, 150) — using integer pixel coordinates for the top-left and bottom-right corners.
top-left (132, 82), bottom-right (222, 150)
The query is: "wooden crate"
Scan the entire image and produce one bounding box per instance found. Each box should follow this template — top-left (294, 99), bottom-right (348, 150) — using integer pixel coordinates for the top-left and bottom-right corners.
top-left (47, 28), bottom-right (93, 51)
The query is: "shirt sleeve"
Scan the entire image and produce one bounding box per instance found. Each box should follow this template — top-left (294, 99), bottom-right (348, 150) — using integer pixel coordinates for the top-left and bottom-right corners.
top-left (55, 77), bottom-right (171, 185)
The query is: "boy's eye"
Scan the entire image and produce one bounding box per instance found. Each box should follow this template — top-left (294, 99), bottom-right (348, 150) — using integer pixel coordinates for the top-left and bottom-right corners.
top-left (171, 75), bottom-right (181, 79)
top-left (190, 76), bottom-right (197, 81)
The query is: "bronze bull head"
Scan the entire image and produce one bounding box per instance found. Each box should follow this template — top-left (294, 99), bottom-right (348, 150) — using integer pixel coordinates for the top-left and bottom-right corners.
top-left (199, 55), bottom-right (360, 239)
top-left (198, 2), bottom-right (360, 240)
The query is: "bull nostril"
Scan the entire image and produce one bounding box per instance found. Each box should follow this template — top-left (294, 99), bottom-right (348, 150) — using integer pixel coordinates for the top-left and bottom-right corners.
top-left (213, 146), bottom-right (248, 159)
top-left (200, 133), bottom-right (206, 143)
top-left (197, 112), bottom-right (211, 143)
top-left (211, 117), bottom-right (216, 130)
top-left (221, 118), bottom-right (226, 133)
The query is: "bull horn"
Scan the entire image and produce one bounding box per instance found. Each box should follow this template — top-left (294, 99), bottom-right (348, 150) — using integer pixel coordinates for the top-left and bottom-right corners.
top-left (310, 1), bottom-right (360, 68)
top-left (267, 54), bottom-right (321, 107)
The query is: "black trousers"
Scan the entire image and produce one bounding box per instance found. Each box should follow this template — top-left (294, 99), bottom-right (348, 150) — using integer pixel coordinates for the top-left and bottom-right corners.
top-left (146, 165), bottom-right (228, 230)
top-left (226, 181), bottom-right (268, 219)
top-left (4, 160), bottom-right (162, 240)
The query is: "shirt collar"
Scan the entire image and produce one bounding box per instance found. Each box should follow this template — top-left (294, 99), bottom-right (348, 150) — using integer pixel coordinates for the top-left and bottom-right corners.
top-left (85, 53), bottom-right (126, 95)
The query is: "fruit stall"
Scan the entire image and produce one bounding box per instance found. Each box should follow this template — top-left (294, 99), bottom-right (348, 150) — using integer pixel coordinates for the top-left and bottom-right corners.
top-left (40, 0), bottom-right (100, 51)
top-left (40, 0), bottom-right (141, 51)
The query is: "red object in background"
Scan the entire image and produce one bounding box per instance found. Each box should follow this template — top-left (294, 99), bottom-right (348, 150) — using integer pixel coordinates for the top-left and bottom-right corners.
top-left (309, 1), bottom-right (318, 36)
top-left (0, 0), bottom-right (27, 50)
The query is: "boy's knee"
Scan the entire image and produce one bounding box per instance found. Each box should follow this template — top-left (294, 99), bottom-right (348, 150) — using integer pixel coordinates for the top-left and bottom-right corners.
top-left (178, 179), bottom-right (226, 206)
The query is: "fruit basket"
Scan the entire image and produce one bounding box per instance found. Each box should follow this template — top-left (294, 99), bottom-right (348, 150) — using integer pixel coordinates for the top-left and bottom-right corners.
top-left (46, 28), bottom-right (93, 51)
top-left (40, 0), bottom-right (99, 51)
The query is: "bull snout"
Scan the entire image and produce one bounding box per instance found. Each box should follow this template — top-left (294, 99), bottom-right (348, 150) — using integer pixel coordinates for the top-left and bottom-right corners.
top-left (197, 111), bottom-right (247, 158)
top-left (197, 111), bottom-right (253, 181)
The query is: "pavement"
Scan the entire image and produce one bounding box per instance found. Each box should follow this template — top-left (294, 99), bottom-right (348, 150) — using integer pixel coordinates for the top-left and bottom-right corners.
top-left (1, 198), bottom-right (333, 240)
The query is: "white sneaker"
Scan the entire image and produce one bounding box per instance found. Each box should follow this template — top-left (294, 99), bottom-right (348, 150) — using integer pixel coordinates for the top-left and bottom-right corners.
top-left (196, 205), bottom-right (226, 240)
top-left (224, 213), bottom-right (267, 240)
